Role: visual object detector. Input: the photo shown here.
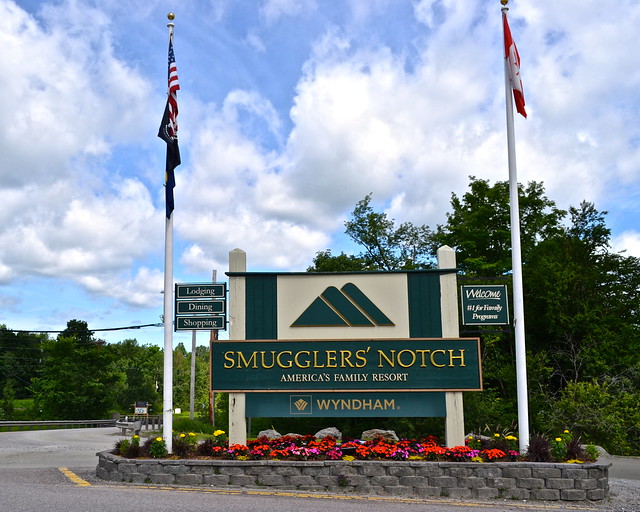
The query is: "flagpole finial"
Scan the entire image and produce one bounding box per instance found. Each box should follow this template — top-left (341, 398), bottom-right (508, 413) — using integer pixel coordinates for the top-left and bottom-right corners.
top-left (167, 12), bottom-right (175, 21)
top-left (500, 0), bottom-right (509, 5)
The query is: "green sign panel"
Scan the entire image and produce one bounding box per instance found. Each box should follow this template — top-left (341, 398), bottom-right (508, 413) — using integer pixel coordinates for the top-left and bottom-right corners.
top-left (176, 283), bottom-right (226, 299)
top-left (245, 392), bottom-right (446, 417)
top-left (176, 300), bottom-right (225, 315)
top-left (176, 316), bottom-right (225, 331)
top-left (211, 338), bottom-right (482, 392)
top-left (460, 285), bottom-right (509, 325)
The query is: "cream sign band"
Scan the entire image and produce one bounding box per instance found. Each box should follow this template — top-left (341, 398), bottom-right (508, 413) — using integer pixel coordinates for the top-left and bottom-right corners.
top-left (211, 338), bottom-right (482, 393)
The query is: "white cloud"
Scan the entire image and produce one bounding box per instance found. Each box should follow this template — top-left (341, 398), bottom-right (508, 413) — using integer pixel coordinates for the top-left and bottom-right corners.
top-left (612, 231), bottom-right (640, 259)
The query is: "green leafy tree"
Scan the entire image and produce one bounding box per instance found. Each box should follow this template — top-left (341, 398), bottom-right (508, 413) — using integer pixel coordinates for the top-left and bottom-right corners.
top-left (30, 320), bottom-right (119, 419)
top-left (307, 249), bottom-right (368, 272)
top-left (0, 326), bottom-right (46, 399)
top-left (431, 177), bottom-right (565, 276)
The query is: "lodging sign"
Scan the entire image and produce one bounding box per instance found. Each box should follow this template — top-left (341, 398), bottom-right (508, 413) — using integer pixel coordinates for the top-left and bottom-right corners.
top-left (211, 337), bottom-right (482, 392)
top-left (460, 285), bottom-right (509, 325)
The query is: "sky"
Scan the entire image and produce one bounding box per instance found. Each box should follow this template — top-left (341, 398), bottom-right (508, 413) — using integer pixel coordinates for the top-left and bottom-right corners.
top-left (1, 0), bottom-right (639, 348)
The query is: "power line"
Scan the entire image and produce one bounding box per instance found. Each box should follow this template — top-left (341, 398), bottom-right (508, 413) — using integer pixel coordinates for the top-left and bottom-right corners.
top-left (4, 323), bottom-right (164, 335)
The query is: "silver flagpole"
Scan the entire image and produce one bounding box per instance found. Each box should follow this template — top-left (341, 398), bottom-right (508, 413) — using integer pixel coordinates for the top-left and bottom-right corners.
top-left (162, 13), bottom-right (176, 454)
top-left (501, 0), bottom-right (530, 453)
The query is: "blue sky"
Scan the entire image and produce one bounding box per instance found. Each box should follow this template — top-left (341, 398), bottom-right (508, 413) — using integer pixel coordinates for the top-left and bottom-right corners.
top-left (1, 0), bottom-right (639, 347)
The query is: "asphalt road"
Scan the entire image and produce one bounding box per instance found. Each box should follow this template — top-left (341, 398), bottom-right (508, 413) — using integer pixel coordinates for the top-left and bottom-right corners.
top-left (0, 427), bottom-right (638, 512)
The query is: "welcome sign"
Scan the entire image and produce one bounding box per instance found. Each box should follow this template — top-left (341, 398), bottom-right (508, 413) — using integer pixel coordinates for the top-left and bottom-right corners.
top-left (211, 337), bottom-right (482, 392)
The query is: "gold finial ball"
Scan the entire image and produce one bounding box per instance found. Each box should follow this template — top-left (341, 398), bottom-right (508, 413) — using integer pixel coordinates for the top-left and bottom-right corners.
top-left (167, 12), bottom-right (175, 21)
top-left (500, 0), bottom-right (509, 5)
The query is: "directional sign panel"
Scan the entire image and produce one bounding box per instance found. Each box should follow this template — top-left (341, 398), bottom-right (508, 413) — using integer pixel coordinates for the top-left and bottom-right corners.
top-left (176, 300), bottom-right (225, 315)
top-left (176, 283), bottom-right (226, 299)
top-left (176, 316), bottom-right (225, 331)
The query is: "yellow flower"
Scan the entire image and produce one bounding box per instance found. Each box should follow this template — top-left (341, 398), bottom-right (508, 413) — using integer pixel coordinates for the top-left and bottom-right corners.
top-left (505, 435), bottom-right (517, 441)
top-left (564, 429), bottom-right (570, 434)
top-left (494, 433), bottom-right (500, 438)
top-left (342, 455), bottom-right (355, 462)
top-left (156, 437), bottom-right (163, 442)
top-left (214, 430), bottom-right (225, 437)
top-left (179, 433), bottom-right (186, 438)
top-left (132, 435), bottom-right (139, 439)
top-left (188, 432), bottom-right (196, 437)
top-left (555, 437), bottom-right (562, 442)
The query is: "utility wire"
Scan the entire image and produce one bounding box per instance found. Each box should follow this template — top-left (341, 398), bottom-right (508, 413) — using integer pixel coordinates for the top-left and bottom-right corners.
top-left (4, 323), bottom-right (164, 334)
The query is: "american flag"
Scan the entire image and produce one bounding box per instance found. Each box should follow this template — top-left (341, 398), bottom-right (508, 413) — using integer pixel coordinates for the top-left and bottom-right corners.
top-left (158, 32), bottom-right (181, 219)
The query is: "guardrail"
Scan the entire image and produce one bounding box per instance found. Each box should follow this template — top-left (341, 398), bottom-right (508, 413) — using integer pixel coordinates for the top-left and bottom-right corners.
top-left (0, 415), bottom-right (163, 432)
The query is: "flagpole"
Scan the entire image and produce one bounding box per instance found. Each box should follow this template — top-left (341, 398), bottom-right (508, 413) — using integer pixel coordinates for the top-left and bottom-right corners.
top-left (501, 0), bottom-right (529, 454)
top-left (162, 13), bottom-right (176, 454)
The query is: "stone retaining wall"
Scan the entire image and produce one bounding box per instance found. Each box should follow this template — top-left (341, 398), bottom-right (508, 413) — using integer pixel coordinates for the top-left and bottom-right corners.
top-left (96, 451), bottom-right (609, 502)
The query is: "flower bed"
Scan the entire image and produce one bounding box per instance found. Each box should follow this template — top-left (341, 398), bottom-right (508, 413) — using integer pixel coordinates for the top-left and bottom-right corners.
top-left (97, 431), bottom-right (609, 501)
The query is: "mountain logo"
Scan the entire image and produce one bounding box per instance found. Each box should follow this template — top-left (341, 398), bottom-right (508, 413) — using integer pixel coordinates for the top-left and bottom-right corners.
top-left (291, 282), bottom-right (394, 327)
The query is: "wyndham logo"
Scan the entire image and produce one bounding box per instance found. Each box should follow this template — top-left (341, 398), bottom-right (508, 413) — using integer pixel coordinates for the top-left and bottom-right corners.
top-left (289, 395), bottom-right (312, 415)
top-left (291, 282), bottom-right (394, 327)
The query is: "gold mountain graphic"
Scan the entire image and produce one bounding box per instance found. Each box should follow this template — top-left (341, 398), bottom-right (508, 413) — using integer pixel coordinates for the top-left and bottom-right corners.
top-left (292, 282), bottom-right (394, 327)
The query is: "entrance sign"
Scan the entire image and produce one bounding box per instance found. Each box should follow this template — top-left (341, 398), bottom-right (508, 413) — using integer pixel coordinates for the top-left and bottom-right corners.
top-left (245, 392), bottom-right (446, 417)
top-left (212, 337), bottom-right (482, 392)
top-left (460, 285), bottom-right (509, 325)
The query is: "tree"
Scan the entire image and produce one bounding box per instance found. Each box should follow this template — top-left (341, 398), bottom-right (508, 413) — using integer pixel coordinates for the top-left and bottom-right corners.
top-left (431, 177), bottom-right (565, 276)
top-left (30, 320), bottom-right (119, 419)
top-left (307, 249), bottom-right (368, 272)
top-left (0, 326), bottom-right (46, 399)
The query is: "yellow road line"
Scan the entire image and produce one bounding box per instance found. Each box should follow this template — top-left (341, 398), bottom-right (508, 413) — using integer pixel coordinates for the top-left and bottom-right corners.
top-left (58, 467), bottom-right (91, 486)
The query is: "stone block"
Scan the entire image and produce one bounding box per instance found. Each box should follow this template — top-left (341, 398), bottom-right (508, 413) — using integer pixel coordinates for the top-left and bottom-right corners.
top-left (575, 478), bottom-right (597, 490)
top-left (362, 465), bottom-right (386, 476)
top-left (164, 464), bottom-right (188, 474)
top-left (431, 475), bottom-right (457, 488)
top-left (398, 475), bottom-right (427, 487)
top-left (457, 477), bottom-right (486, 489)
top-left (447, 467), bottom-right (473, 478)
top-left (256, 474), bottom-right (285, 486)
top-left (560, 488), bottom-right (587, 501)
top-left (385, 486), bottom-right (414, 496)
top-left (516, 477), bottom-right (545, 489)
top-left (388, 466), bottom-right (415, 477)
top-left (274, 466), bottom-right (302, 476)
top-left (561, 467), bottom-right (588, 479)
top-left (443, 487), bottom-right (472, 498)
top-left (370, 475), bottom-right (399, 487)
top-left (228, 474), bottom-right (256, 486)
top-left (414, 486), bottom-right (441, 497)
top-left (547, 478), bottom-right (575, 489)
top-left (203, 474), bottom-right (230, 486)
top-left (176, 474), bottom-right (203, 485)
top-left (289, 475), bottom-right (316, 486)
top-left (586, 488), bottom-right (606, 500)
top-left (503, 467), bottom-right (532, 478)
top-left (531, 467), bottom-right (561, 479)
top-left (506, 488), bottom-right (530, 500)
top-left (149, 473), bottom-right (175, 484)
top-left (531, 488), bottom-right (560, 501)
top-left (416, 466), bottom-right (444, 477)
top-left (473, 487), bottom-right (501, 499)
top-left (117, 463), bottom-right (137, 474)
top-left (486, 477), bottom-right (516, 489)
top-left (475, 467), bottom-right (503, 478)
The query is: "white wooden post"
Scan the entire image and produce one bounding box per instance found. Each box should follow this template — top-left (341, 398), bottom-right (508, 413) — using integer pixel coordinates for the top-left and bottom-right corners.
top-left (228, 248), bottom-right (247, 445)
top-left (438, 245), bottom-right (465, 447)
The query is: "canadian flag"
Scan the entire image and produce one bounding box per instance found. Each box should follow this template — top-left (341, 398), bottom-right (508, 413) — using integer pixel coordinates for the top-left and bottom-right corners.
top-left (503, 12), bottom-right (527, 118)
